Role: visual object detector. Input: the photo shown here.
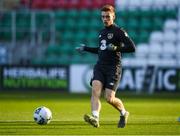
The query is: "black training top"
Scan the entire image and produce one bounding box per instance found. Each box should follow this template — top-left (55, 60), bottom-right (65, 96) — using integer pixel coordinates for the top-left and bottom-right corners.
top-left (84, 24), bottom-right (136, 66)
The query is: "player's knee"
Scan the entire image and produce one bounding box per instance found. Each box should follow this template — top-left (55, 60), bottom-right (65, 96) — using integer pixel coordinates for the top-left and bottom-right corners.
top-left (92, 88), bottom-right (100, 98)
top-left (105, 95), bottom-right (114, 104)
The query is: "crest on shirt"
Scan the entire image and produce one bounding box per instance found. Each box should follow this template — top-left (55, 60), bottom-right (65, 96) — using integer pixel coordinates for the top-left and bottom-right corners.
top-left (107, 33), bottom-right (113, 39)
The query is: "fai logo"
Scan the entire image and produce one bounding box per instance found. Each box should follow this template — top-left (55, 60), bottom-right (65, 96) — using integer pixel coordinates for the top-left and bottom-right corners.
top-left (107, 33), bottom-right (113, 39)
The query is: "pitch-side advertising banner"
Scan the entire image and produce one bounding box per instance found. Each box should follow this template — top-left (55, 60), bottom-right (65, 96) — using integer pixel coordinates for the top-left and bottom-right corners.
top-left (0, 65), bottom-right (69, 90)
top-left (70, 65), bottom-right (180, 93)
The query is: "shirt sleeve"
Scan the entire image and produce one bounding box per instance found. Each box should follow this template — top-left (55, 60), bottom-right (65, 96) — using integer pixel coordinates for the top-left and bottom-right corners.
top-left (84, 46), bottom-right (99, 54)
top-left (115, 29), bottom-right (136, 53)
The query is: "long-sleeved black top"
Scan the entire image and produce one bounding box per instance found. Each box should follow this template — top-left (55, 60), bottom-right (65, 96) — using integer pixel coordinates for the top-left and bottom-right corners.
top-left (84, 24), bottom-right (136, 66)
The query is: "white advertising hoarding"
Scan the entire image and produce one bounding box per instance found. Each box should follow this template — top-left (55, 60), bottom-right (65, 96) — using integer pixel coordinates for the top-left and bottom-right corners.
top-left (70, 64), bottom-right (93, 93)
top-left (70, 65), bottom-right (178, 93)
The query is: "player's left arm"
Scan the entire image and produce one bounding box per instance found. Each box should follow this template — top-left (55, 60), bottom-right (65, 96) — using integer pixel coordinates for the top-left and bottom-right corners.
top-left (107, 29), bottom-right (136, 53)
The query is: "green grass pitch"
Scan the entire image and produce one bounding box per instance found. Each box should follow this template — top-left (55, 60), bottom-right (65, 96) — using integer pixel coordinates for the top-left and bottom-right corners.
top-left (0, 91), bottom-right (180, 135)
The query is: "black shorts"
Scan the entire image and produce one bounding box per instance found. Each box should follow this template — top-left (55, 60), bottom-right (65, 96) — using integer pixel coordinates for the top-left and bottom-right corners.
top-left (90, 64), bottom-right (122, 91)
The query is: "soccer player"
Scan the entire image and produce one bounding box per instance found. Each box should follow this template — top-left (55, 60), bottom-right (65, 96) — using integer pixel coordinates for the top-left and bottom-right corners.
top-left (76, 4), bottom-right (135, 128)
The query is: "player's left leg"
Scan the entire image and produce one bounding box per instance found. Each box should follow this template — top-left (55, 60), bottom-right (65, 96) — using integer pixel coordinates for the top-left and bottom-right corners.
top-left (105, 89), bottom-right (129, 128)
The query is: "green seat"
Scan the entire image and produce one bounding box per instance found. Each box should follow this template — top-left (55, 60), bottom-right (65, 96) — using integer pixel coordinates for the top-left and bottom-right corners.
top-left (74, 30), bottom-right (86, 41)
top-left (1, 12), bottom-right (12, 28)
top-left (128, 30), bottom-right (138, 44)
top-left (36, 12), bottom-right (50, 27)
top-left (55, 10), bottom-right (66, 19)
top-left (89, 17), bottom-right (102, 29)
top-left (44, 55), bottom-right (59, 65)
top-left (2, 31), bottom-right (11, 41)
top-left (55, 20), bottom-right (64, 30)
top-left (78, 9), bottom-right (91, 19)
top-left (153, 17), bottom-right (163, 30)
top-left (71, 55), bottom-right (83, 64)
top-left (67, 9), bottom-right (78, 19)
top-left (117, 10), bottom-right (129, 20)
top-left (166, 9), bottom-right (177, 19)
top-left (77, 18), bottom-right (89, 29)
top-left (127, 17), bottom-right (139, 30)
top-left (139, 10), bottom-right (153, 19)
top-left (116, 18), bottom-right (126, 28)
top-left (86, 29), bottom-right (99, 40)
top-left (16, 31), bottom-right (25, 40)
top-left (59, 44), bottom-right (73, 55)
top-left (91, 9), bottom-right (99, 17)
top-left (62, 30), bottom-right (73, 42)
top-left (16, 12), bottom-right (31, 28)
top-left (138, 30), bottom-right (149, 43)
top-left (84, 54), bottom-right (97, 64)
top-left (58, 54), bottom-right (71, 65)
top-left (140, 17), bottom-right (152, 31)
top-left (45, 45), bottom-right (60, 56)
top-left (152, 9), bottom-right (166, 20)
top-left (65, 17), bottom-right (76, 29)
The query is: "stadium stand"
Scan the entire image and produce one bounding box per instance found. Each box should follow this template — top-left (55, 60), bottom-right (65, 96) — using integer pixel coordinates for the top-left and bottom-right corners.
top-left (0, 0), bottom-right (180, 66)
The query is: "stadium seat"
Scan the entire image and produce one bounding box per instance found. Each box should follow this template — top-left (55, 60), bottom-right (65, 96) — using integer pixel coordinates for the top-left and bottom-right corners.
top-left (1, 12), bottom-right (12, 28)
top-left (140, 17), bottom-right (152, 31)
top-left (148, 43), bottom-right (162, 59)
top-left (138, 30), bottom-right (149, 43)
top-left (127, 30), bottom-right (138, 43)
top-left (160, 42), bottom-right (177, 67)
top-left (164, 19), bottom-right (178, 32)
top-left (149, 31), bottom-right (163, 44)
top-left (128, 0), bottom-right (141, 10)
top-left (166, 9), bottom-right (177, 19)
top-left (67, 9), bottom-right (78, 19)
top-left (62, 30), bottom-right (73, 42)
top-left (163, 30), bottom-right (177, 44)
top-left (127, 17), bottom-right (139, 30)
top-left (76, 18), bottom-right (89, 30)
top-left (115, 0), bottom-right (128, 10)
top-left (74, 29), bottom-right (86, 41)
top-left (140, 0), bottom-right (153, 10)
top-left (45, 45), bottom-right (60, 56)
top-left (31, 0), bottom-right (46, 9)
top-left (162, 42), bottom-right (176, 59)
top-left (116, 18), bottom-right (126, 28)
top-left (16, 12), bottom-right (31, 28)
top-left (55, 10), bottom-right (66, 19)
top-left (135, 43), bottom-right (149, 58)
top-left (166, 0), bottom-right (180, 9)
top-left (176, 43), bottom-right (180, 66)
top-left (153, 0), bottom-right (167, 10)
top-left (87, 29), bottom-right (98, 43)
top-left (55, 20), bottom-right (64, 31)
top-left (152, 17), bottom-right (164, 30)
top-left (139, 9), bottom-right (153, 19)
top-left (177, 31), bottom-right (180, 43)
top-left (78, 9), bottom-right (91, 19)
top-left (66, 17), bottom-right (76, 29)
top-left (89, 17), bottom-right (102, 29)
top-left (152, 9), bottom-right (166, 20)
top-left (35, 12), bottom-right (50, 27)
top-left (0, 46), bottom-right (7, 64)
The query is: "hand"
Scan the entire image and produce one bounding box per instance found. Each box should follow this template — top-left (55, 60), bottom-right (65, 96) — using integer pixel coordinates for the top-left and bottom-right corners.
top-left (107, 43), bottom-right (117, 51)
top-left (75, 44), bottom-right (85, 53)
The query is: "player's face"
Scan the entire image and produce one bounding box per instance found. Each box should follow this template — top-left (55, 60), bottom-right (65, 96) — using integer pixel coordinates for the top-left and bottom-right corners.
top-left (101, 11), bottom-right (115, 27)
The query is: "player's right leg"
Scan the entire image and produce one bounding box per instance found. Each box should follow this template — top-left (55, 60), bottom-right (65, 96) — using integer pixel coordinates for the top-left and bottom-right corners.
top-left (84, 80), bottom-right (102, 127)
top-left (84, 114), bottom-right (99, 128)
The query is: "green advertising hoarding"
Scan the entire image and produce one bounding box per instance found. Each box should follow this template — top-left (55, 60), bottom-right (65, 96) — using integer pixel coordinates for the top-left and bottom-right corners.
top-left (0, 65), bottom-right (69, 90)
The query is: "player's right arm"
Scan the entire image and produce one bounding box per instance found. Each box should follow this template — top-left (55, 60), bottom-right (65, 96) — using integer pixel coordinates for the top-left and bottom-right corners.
top-left (76, 44), bottom-right (98, 54)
